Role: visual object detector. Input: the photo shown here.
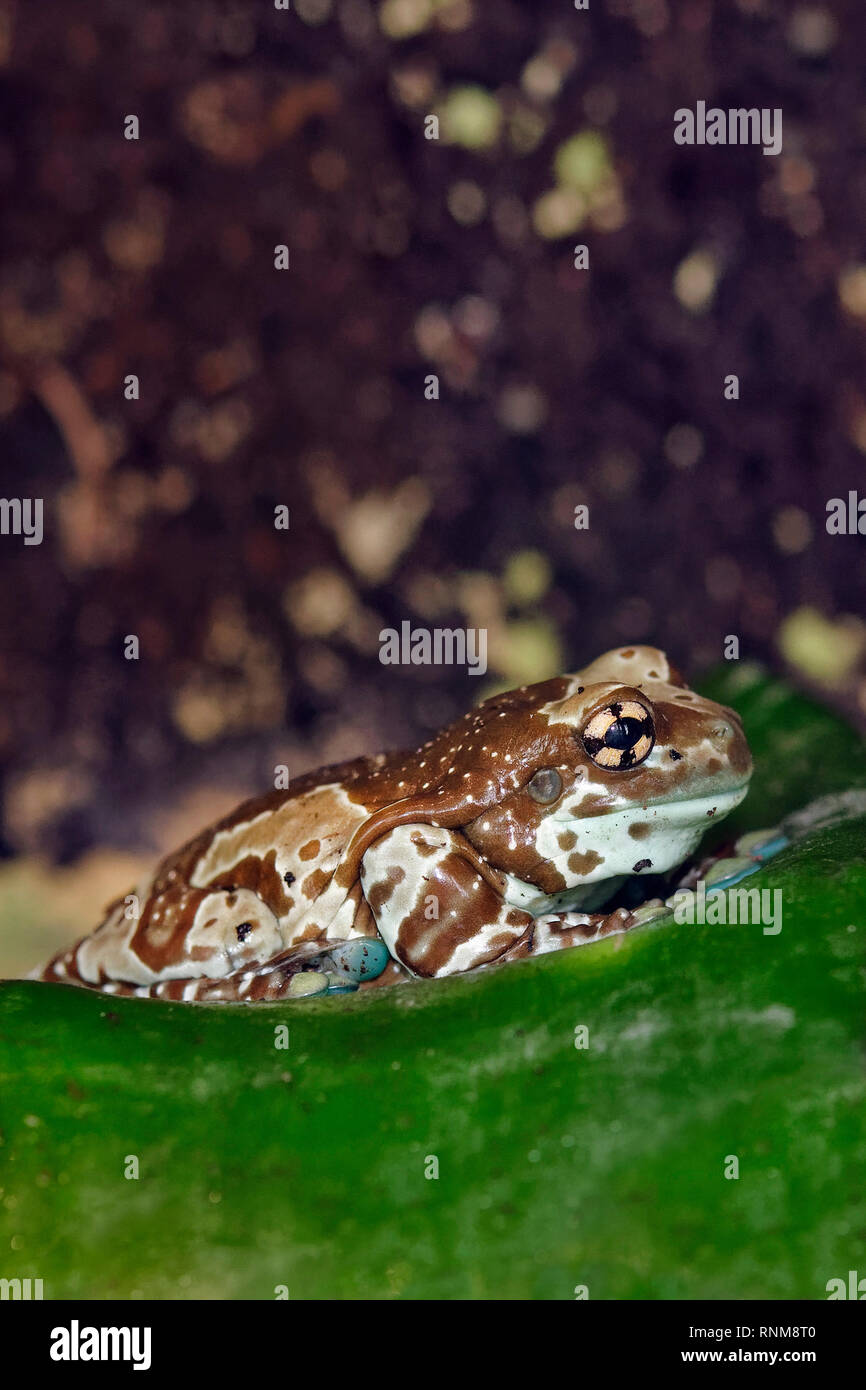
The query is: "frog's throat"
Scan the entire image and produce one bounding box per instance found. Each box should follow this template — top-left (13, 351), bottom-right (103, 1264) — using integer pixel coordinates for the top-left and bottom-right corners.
top-left (508, 784), bottom-right (751, 916)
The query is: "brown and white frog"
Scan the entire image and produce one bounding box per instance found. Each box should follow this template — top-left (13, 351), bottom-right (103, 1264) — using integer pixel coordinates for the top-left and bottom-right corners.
top-left (36, 646), bottom-right (752, 1002)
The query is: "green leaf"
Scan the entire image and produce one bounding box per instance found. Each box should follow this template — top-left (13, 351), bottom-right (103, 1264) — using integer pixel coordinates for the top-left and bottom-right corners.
top-left (698, 661), bottom-right (866, 837)
top-left (1, 668), bottom-right (864, 1298)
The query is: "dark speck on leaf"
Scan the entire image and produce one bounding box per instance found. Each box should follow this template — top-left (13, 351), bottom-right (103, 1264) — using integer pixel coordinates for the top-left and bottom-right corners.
top-left (283, 871), bottom-right (295, 885)
top-left (633, 858), bottom-right (652, 872)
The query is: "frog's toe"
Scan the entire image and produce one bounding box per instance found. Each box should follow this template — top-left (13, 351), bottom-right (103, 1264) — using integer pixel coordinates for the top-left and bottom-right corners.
top-left (325, 974), bottom-right (360, 995)
top-left (286, 970), bottom-right (330, 998)
top-left (734, 829), bottom-right (790, 861)
top-left (214, 936), bottom-right (392, 1000)
top-left (327, 937), bottom-right (391, 984)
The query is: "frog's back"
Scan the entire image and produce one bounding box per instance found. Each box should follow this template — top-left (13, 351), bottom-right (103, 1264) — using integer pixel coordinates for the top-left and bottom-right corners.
top-left (40, 753), bottom-right (418, 993)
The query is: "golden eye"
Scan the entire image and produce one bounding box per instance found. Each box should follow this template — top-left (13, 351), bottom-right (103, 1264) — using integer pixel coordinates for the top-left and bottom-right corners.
top-left (527, 768), bottom-right (563, 804)
top-left (582, 700), bottom-right (654, 770)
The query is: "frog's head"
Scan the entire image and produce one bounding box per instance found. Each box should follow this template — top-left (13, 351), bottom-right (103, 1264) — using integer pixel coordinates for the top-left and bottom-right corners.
top-left (461, 646), bottom-right (752, 912)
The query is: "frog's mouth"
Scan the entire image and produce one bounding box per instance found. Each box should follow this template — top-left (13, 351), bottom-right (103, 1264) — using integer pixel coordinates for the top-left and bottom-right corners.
top-left (551, 779), bottom-right (752, 823)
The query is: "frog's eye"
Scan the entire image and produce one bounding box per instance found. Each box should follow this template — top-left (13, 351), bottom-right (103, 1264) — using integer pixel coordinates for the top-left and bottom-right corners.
top-left (526, 768), bottom-right (563, 804)
top-left (582, 701), bottom-right (654, 770)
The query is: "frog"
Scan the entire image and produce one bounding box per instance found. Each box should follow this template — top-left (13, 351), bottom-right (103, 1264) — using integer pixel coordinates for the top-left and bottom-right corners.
top-left (36, 646), bottom-right (752, 1002)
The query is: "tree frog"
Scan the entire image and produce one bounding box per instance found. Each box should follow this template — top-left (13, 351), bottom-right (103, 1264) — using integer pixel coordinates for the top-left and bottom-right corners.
top-left (37, 646), bottom-right (752, 1002)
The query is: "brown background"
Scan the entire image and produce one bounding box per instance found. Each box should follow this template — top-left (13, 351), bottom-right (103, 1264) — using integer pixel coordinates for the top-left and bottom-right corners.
top-left (0, 0), bottom-right (864, 891)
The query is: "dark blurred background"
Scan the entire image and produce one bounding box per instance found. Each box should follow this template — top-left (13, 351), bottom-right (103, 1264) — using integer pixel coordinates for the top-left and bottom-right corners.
top-left (0, 0), bottom-right (864, 968)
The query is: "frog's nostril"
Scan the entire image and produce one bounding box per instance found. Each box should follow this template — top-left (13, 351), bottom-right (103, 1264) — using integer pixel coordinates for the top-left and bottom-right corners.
top-left (711, 723), bottom-right (734, 743)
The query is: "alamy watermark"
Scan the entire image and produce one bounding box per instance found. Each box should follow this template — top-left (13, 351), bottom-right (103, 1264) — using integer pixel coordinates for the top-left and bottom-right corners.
top-left (826, 491), bottom-right (866, 535)
top-left (0, 497), bottom-right (43, 545)
top-left (0, 1276), bottom-right (43, 1299)
top-left (670, 882), bottom-right (782, 935)
top-left (50, 1320), bottom-right (151, 1370)
top-left (826, 1269), bottom-right (866, 1299)
top-left (379, 622), bottom-right (487, 676)
top-left (674, 102), bottom-right (782, 157)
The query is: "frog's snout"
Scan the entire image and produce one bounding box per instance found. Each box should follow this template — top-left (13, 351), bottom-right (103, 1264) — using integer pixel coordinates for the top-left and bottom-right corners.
top-left (706, 708), bottom-right (752, 779)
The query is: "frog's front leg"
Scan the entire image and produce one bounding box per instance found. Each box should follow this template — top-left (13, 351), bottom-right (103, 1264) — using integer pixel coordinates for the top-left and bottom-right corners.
top-left (360, 824), bottom-right (532, 977)
top-left (361, 824), bottom-right (639, 978)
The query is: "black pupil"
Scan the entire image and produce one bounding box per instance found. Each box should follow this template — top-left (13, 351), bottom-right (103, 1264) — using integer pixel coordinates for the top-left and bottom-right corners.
top-left (605, 716), bottom-right (645, 751)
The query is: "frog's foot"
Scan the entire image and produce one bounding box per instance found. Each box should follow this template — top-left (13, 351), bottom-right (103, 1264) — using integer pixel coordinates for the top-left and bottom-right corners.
top-left (496, 906), bottom-right (639, 964)
top-left (183, 936), bottom-right (392, 1003)
top-left (38, 936), bottom-right (391, 1003)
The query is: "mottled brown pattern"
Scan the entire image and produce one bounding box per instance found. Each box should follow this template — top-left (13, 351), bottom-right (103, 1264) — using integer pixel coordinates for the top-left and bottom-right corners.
top-left (465, 795), bottom-right (569, 895)
top-left (301, 867), bottom-right (330, 900)
top-left (131, 885), bottom-right (214, 972)
top-left (366, 866), bottom-right (405, 913)
top-left (298, 922), bottom-right (327, 941)
top-left (409, 831), bottom-right (440, 857)
top-left (394, 850), bottom-right (532, 977)
top-left (486, 930), bottom-right (522, 954)
top-left (346, 882), bottom-right (377, 938)
top-left (204, 849), bottom-right (293, 918)
top-left (568, 848), bottom-right (604, 876)
top-left (570, 792), bottom-right (618, 817)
